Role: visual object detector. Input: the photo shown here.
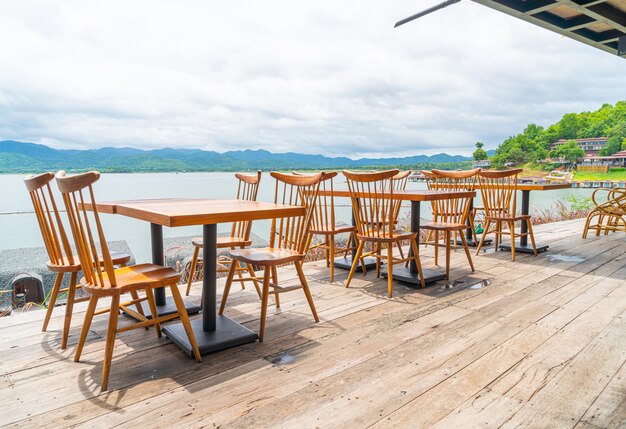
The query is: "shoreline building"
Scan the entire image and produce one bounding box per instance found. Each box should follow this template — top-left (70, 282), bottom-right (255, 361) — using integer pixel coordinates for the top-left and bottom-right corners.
top-left (550, 137), bottom-right (608, 157)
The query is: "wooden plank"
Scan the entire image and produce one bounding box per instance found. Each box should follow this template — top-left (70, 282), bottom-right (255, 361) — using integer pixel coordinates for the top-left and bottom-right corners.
top-left (576, 362), bottom-right (626, 429)
top-left (501, 316), bottom-right (626, 428)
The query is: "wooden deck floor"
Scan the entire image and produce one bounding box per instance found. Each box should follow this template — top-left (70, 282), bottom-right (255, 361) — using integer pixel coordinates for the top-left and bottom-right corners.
top-left (1, 218), bottom-right (625, 428)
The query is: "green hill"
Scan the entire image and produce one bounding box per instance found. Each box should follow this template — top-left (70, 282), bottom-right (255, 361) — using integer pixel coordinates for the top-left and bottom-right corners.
top-left (0, 140), bottom-right (474, 173)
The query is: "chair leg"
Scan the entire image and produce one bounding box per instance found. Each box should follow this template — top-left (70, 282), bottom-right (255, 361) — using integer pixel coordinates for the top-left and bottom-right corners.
top-left (271, 266), bottom-right (280, 308)
top-left (459, 231), bottom-right (475, 272)
top-left (396, 241), bottom-right (405, 261)
top-left (509, 221), bottom-right (516, 262)
top-left (295, 261), bottom-right (320, 322)
top-left (42, 272), bottom-right (64, 332)
top-left (219, 261), bottom-right (238, 315)
top-left (527, 219), bottom-right (538, 256)
top-left (186, 246), bottom-right (200, 296)
top-left (494, 221), bottom-right (501, 251)
top-left (74, 295), bottom-right (98, 362)
top-left (145, 290), bottom-right (161, 338)
top-left (344, 232), bottom-right (353, 258)
top-left (169, 283), bottom-right (201, 362)
top-left (387, 244), bottom-right (394, 298)
top-left (129, 290), bottom-right (145, 318)
top-left (61, 272), bottom-right (78, 350)
top-left (246, 263), bottom-right (263, 299)
top-left (346, 240), bottom-right (365, 288)
top-left (434, 230), bottom-right (439, 266)
top-left (475, 220), bottom-right (491, 255)
top-left (445, 231), bottom-right (451, 280)
top-left (375, 243), bottom-right (381, 278)
top-left (259, 267), bottom-right (271, 342)
top-left (100, 294), bottom-right (120, 392)
top-left (329, 234), bottom-right (335, 283)
top-left (409, 238), bottom-right (426, 288)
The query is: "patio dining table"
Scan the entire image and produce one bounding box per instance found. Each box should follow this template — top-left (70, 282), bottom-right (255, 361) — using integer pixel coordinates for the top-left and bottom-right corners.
top-left (85, 198), bottom-right (304, 356)
top-left (318, 189), bottom-right (476, 286)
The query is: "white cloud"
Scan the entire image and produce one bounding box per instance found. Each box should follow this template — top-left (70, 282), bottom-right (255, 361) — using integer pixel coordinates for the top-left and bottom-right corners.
top-left (0, 0), bottom-right (624, 157)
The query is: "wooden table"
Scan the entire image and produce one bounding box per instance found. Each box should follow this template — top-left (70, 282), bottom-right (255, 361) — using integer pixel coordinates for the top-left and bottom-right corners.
top-left (319, 189), bottom-right (476, 286)
top-left (87, 198), bottom-right (305, 356)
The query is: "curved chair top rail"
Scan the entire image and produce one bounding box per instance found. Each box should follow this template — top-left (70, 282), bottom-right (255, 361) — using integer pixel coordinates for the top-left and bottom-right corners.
top-left (342, 169), bottom-right (400, 183)
top-left (24, 172), bottom-right (55, 192)
top-left (270, 171), bottom-right (323, 186)
top-left (55, 170), bottom-right (101, 193)
top-left (234, 170), bottom-right (262, 184)
top-left (477, 168), bottom-right (523, 179)
top-left (293, 171), bottom-right (338, 181)
top-left (431, 168), bottom-right (481, 179)
top-left (392, 170), bottom-right (412, 180)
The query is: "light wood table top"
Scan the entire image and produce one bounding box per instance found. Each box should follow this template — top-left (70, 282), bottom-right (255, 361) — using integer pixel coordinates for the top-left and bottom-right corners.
top-left (475, 183), bottom-right (572, 192)
top-left (85, 198), bottom-right (305, 227)
top-left (318, 189), bottom-right (476, 201)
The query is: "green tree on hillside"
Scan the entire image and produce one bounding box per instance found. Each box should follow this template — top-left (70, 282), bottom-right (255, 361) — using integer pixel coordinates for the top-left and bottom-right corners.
top-left (473, 142), bottom-right (488, 161)
top-left (552, 140), bottom-right (585, 164)
top-left (490, 101), bottom-right (626, 168)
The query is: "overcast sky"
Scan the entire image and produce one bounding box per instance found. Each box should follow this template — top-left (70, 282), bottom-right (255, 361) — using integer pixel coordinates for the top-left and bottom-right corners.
top-left (0, 1), bottom-right (624, 158)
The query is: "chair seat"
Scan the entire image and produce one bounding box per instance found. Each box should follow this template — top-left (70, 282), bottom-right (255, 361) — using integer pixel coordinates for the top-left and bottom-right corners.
top-left (357, 229), bottom-right (417, 243)
top-left (47, 251), bottom-right (131, 273)
top-left (485, 214), bottom-right (531, 222)
top-left (81, 263), bottom-right (181, 295)
top-left (229, 247), bottom-right (305, 266)
top-left (192, 236), bottom-right (252, 249)
top-left (310, 221), bottom-right (356, 234)
top-left (421, 221), bottom-right (468, 231)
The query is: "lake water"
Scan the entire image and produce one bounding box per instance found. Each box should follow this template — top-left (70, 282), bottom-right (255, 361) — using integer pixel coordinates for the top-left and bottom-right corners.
top-left (0, 172), bottom-right (593, 263)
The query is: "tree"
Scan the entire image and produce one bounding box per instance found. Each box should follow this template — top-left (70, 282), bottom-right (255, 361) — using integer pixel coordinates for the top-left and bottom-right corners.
top-left (621, 138), bottom-right (626, 151)
top-left (473, 142), bottom-right (488, 161)
top-left (554, 140), bottom-right (584, 164)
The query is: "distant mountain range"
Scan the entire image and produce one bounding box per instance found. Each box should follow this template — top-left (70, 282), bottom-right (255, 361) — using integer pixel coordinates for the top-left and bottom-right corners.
top-left (0, 140), bottom-right (492, 173)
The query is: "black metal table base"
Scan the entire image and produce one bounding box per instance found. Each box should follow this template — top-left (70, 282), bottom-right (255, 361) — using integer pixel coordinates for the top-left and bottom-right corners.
top-left (163, 316), bottom-right (258, 357)
top-left (499, 243), bottom-right (548, 254)
top-left (381, 266), bottom-right (446, 287)
top-left (456, 237), bottom-right (493, 247)
top-left (333, 256), bottom-right (377, 272)
top-left (123, 296), bottom-right (201, 320)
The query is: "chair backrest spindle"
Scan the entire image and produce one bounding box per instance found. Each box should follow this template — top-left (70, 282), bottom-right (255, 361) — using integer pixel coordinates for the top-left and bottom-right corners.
top-left (231, 171), bottom-right (262, 240)
top-left (56, 171), bottom-right (116, 288)
top-left (24, 172), bottom-right (75, 267)
top-left (477, 169), bottom-right (522, 219)
top-left (343, 170), bottom-right (399, 239)
top-left (269, 172), bottom-right (324, 254)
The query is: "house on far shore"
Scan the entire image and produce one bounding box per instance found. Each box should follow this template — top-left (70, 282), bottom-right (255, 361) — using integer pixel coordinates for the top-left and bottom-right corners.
top-left (550, 137), bottom-right (608, 157)
top-left (472, 160), bottom-right (491, 169)
top-left (578, 150), bottom-right (626, 172)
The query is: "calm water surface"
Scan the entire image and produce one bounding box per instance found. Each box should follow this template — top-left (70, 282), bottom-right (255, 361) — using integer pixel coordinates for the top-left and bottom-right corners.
top-left (0, 172), bottom-right (592, 263)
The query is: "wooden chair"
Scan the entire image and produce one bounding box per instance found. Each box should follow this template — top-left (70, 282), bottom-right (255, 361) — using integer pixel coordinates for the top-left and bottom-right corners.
top-left (56, 171), bottom-right (201, 391)
top-left (23, 172), bottom-right (135, 350)
top-left (475, 169), bottom-right (537, 261)
top-left (423, 170), bottom-right (480, 246)
top-left (343, 170), bottom-right (426, 296)
top-left (295, 171), bottom-right (358, 282)
top-left (186, 171), bottom-right (262, 298)
top-left (582, 188), bottom-right (626, 238)
top-left (219, 172), bottom-right (323, 341)
top-left (420, 169), bottom-right (479, 279)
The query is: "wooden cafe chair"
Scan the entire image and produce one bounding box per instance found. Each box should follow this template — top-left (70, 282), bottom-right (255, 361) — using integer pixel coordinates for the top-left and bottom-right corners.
top-left (420, 169), bottom-right (479, 279)
top-left (475, 168), bottom-right (538, 261)
top-left (294, 171), bottom-right (359, 283)
top-left (343, 170), bottom-right (426, 296)
top-left (219, 172), bottom-right (324, 341)
top-left (23, 172), bottom-right (136, 350)
top-left (186, 171), bottom-right (262, 298)
top-left (56, 171), bottom-right (201, 391)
